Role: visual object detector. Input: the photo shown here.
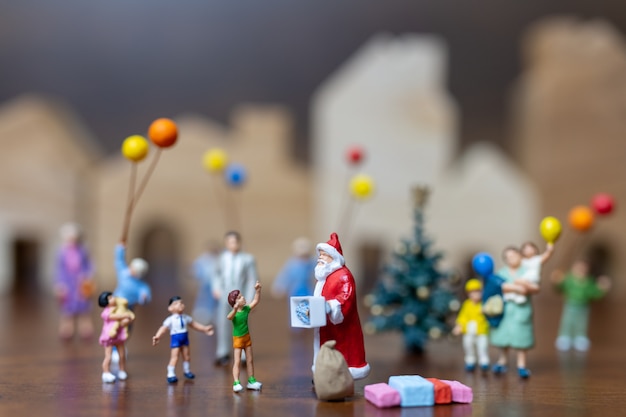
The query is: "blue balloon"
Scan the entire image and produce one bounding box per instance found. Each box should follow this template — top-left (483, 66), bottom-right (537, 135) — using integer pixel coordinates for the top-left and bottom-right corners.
top-left (225, 163), bottom-right (247, 187)
top-left (472, 252), bottom-right (494, 277)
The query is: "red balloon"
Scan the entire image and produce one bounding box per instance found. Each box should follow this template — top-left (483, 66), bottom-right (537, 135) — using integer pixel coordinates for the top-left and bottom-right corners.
top-left (591, 193), bottom-right (614, 215)
top-left (346, 145), bottom-right (365, 165)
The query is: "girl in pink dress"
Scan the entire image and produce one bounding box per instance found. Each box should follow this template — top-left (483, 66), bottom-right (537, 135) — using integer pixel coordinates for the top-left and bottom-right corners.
top-left (98, 291), bottom-right (135, 383)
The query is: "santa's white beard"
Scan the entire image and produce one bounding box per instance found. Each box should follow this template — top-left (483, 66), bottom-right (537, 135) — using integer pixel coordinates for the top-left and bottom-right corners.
top-left (315, 259), bottom-right (342, 281)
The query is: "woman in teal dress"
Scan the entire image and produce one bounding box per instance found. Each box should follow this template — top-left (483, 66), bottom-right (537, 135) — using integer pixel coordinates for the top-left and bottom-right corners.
top-left (490, 246), bottom-right (539, 378)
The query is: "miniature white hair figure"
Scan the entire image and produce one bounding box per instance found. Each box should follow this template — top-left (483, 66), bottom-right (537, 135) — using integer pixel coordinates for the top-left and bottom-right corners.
top-left (60, 222), bottom-right (82, 243)
top-left (130, 258), bottom-right (149, 278)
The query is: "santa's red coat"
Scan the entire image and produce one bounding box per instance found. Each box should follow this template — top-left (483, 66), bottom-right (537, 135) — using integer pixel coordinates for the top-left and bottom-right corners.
top-left (319, 266), bottom-right (368, 370)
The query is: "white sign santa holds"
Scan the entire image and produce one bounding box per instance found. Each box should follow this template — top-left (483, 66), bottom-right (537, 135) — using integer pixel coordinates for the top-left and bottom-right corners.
top-left (312, 233), bottom-right (370, 380)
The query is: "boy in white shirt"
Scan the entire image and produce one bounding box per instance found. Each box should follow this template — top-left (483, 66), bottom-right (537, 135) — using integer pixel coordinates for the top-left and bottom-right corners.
top-left (152, 296), bottom-right (214, 383)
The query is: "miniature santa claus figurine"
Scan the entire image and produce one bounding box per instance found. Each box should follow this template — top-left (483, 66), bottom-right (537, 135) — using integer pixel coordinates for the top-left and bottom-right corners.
top-left (313, 233), bottom-right (370, 380)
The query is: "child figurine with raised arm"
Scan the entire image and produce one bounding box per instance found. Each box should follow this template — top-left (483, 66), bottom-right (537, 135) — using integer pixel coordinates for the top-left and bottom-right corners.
top-left (504, 242), bottom-right (554, 304)
top-left (152, 296), bottom-right (215, 384)
top-left (227, 281), bottom-right (262, 393)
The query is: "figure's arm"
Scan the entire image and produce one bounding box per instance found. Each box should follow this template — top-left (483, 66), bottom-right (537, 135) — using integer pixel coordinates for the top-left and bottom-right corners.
top-left (249, 281), bottom-right (262, 310)
top-left (227, 307), bottom-right (237, 321)
top-left (189, 320), bottom-right (215, 336)
top-left (152, 325), bottom-right (169, 346)
top-left (115, 244), bottom-right (128, 276)
top-left (212, 258), bottom-right (223, 299)
top-left (540, 243), bottom-right (555, 264)
top-left (501, 282), bottom-right (527, 295)
top-left (453, 303), bottom-right (468, 335)
top-left (326, 274), bottom-right (353, 325)
top-left (54, 251), bottom-right (68, 299)
top-left (139, 282), bottom-right (152, 305)
top-left (108, 310), bottom-right (135, 321)
top-left (81, 246), bottom-right (95, 279)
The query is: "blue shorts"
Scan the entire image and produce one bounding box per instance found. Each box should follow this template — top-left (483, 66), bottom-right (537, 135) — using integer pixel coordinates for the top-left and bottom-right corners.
top-left (170, 332), bottom-right (190, 348)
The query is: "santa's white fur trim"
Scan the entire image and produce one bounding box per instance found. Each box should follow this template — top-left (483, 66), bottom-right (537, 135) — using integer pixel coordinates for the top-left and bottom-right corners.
top-left (316, 243), bottom-right (345, 266)
top-left (349, 363), bottom-right (371, 380)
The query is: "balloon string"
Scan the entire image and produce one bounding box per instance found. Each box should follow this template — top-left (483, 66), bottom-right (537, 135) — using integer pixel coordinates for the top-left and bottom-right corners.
top-left (335, 166), bottom-right (355, 235)
top-left (133, 147), bottom-right (162, 205)
top-left (337, 197), bottom-right (356, 241)
top-left (120, 163), bottom-right (137, 243)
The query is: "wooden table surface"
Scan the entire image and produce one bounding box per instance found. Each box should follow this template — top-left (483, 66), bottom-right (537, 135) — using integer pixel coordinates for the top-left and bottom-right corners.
top-left (1, 291), bottom-right (624, 417)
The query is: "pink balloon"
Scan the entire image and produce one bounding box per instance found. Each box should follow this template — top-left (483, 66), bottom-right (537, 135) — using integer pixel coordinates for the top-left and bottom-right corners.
top-left (591, 193), bottom-right (614, 215)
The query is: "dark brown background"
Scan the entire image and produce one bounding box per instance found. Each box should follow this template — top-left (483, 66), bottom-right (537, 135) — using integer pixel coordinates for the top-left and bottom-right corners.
top-left (2, 1), bottom-right (626, 157)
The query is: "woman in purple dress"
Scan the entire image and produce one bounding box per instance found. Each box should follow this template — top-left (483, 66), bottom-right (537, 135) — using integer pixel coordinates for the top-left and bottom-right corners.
top-left (54, 223), bottom-right (95, 340)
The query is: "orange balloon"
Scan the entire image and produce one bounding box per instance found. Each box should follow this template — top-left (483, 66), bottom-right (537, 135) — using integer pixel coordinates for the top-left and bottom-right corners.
top-left (148, 118), bottom-right (178, 148)
top-left (568, 206), bottom-right (594, 232)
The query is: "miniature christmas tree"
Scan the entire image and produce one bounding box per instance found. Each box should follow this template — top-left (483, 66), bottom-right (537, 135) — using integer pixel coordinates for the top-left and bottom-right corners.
top-left (364, 186), bottom-right (460, 353)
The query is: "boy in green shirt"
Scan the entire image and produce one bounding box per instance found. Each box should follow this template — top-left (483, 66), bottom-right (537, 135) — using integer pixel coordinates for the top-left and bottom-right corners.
top-left (552, 260), bottom-right (611, 352)
top-left (227, 281), bottom-right (262, 392)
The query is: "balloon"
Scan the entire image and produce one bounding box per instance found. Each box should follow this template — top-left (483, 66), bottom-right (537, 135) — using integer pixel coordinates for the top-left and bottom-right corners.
top-left (568, 206), bottom-right (594, 232)
top-left (539, 216), bottom-right (562, 243)
top-left (121, 135), bottom-right (149, 162)
top-left (349, 174), bottom-right (374, 199)
top-left (346, 145), bottom-right (365, 165)
top-left (591, 193), bottom-right (614, 215)
top-left (225, 163), bottom-right (247, 187)
top-left (472, 252), bottom-right (494, 277)
top-left (148, 118), bottom-right (178, 148)
top-left (203, 149), bottom-right (228, 173)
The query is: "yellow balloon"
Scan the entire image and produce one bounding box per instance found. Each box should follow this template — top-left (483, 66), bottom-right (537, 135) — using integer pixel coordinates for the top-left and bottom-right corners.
top-left (539, 216), bottom-right (562, 243)
top-left (203, 148), bottom-right (228, 173)
top-left (350, 174), bottom-right (375, 200)
top-left (121, 135), bottom-right (149, 162)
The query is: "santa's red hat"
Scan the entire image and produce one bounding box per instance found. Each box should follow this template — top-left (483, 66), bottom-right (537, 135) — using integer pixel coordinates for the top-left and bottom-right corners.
top-left (316, 233), bottom-right (345, 266)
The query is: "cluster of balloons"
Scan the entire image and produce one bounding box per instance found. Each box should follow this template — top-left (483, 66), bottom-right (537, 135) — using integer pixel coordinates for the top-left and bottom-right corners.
top-left (345, 145), bottom-right (375, 200)
top-left (202, 148), bottom-right (247, 188)
top-left (472, 193), bottom-right (616, 277)
top-left (121, 118), bottom-right (179, 162)
top-left (568, 193), bottom-right (615, 232)
top-left (120, 118), bottom-right (179, 241)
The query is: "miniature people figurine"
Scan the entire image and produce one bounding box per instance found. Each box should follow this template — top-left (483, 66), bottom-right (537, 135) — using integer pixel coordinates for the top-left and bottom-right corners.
top-left (504, 242), bottom-right (554, 304)
top-left (107, 297), bottom-right (135, 339)
top-left (152, 296), bottom-right (215, 383)
top-left (552, 260), bottom-right (611, 352)
top-left (313, 233), bottom-right (370, 380)
top-left (489, 246), bottom-right (538, 378)
top-left (112, 241), bottom-right (150, 363)
top-left (213, 231), bottom-right (258, 367)
top-left (113, 242), bottom-right (151, 311)
top-left (271, 237), bottom-right (316, 298)
top-left (54, 222), bottom-right (95, 341)
top-left (98, 291), bottom-right (135, 383)
top-left (227, 281), bottom-right (262, 392)
top-left (191, 241), bottom-right (220, 324)
top-left (453, 279), bottom-right (490, 372)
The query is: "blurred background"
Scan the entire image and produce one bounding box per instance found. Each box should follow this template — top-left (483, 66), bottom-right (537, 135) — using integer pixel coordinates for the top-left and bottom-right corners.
top-left (0, 1), bottom-right (624, 334)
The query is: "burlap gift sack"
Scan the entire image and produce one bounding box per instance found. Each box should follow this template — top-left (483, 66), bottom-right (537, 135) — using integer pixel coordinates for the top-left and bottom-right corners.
top-left (313, 340), bottom-right (354, 401)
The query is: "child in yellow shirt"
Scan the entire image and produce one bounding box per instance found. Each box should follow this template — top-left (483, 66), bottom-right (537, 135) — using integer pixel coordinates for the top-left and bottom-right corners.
top-left (453, 279), bottom-right (490, 371)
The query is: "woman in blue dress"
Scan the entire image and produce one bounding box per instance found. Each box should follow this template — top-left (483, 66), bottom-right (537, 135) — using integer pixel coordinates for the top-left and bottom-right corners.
top-left (490, 246), bottom-right (539, 378)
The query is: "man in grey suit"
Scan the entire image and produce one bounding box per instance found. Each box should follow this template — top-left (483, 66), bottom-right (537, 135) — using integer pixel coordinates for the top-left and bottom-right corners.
top-left (212, 231), bottom-right (258, 366)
